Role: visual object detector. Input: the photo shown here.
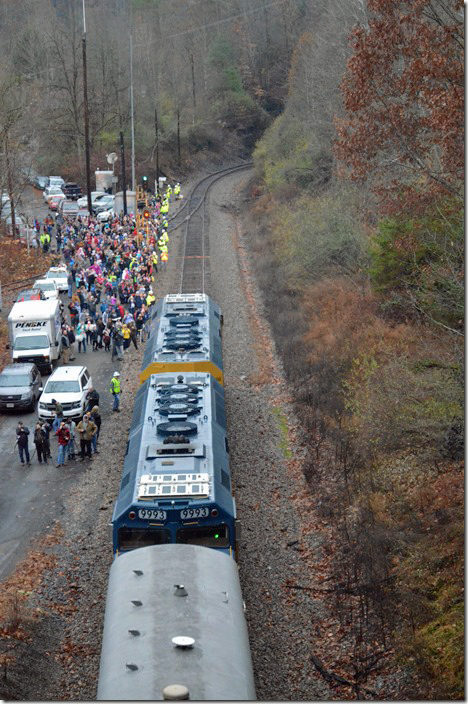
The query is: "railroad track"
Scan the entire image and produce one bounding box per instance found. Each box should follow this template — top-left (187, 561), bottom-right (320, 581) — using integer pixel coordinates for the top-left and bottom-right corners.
top-left (170, 162), bottom-right (253, 295)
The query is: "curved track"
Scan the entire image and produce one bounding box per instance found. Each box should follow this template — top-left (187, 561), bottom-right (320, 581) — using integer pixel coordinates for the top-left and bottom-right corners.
top-left (169, 162), bottom-right (253, 295)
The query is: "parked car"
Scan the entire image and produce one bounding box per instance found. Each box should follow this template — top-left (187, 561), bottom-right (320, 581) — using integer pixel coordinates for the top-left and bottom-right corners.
top-left (62, 182), bottom-right (83, 200)
top-left (16, 289), bottom-right (46, 302)
top-left (43, 185), bottom-right (64, 202)
top-left (0, 363), bottom-right (42, 413)
top-left (93, 194), bottom-right (115, 215)
top-left (45, 266), bottom-right (69, 292)
top-left (96, 207), bottom-right (115, 223)
top-left (33, 176), bottom-right (48, 190)
top-left (38, 365), bottom-right (93, 422)
top-left (47, 176), bottom-right (65, 189)
top-left (77, 191), bottom-right (105, 208)
top-left (48, 193), bottom-right (66, 211)
top-left (58, 199), bottom-right (79, 217)
top-left (76, 208), bottom-right (92, 218)
top-left (33, 279), bottom-right (59, 300)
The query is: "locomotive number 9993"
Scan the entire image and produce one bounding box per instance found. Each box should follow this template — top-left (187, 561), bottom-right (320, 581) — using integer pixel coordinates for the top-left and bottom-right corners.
top-left (180, 507), bottom-right (209, 519)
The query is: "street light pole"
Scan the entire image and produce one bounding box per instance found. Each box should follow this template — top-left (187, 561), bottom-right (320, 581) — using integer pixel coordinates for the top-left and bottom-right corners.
top-left (82, 0), bottom-right (92, 214)
top-left (130, 29), bottom-right (136, 193)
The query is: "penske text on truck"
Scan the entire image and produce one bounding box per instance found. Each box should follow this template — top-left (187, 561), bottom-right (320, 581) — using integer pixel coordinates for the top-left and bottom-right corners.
top-left (7, 299), bottom-right (62, 373)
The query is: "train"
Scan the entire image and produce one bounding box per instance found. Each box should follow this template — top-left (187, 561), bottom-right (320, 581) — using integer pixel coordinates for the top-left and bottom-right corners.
top-left (97, 544), bottom-right (256, 701)
top-left (111, 370), bottom-right (238, 556)
top-left (98, 293), bottom-right (255, 700)
top-left (139, 293), bottom-right (224, 385)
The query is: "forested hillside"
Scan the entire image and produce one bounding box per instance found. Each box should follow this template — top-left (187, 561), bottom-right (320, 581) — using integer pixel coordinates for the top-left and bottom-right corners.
top-left (249, 0), bottom-right (464, 698)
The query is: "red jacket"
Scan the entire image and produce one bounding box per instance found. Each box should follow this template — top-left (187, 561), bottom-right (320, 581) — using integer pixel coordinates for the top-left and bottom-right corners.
top-left (56, 426), bottom-right (71, 446)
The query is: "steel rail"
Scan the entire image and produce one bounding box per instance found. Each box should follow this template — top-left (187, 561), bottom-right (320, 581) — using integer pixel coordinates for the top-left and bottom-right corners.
top-left (175, 162), bottom-right (253, 294)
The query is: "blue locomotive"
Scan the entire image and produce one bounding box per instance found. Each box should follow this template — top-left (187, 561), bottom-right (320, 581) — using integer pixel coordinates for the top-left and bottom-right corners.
top-left (97, 544), bottom-right (256, 701)
top-left (140, 293), bottom-right (224, 385)
top-left (112, 371), bottom-right (238, 556)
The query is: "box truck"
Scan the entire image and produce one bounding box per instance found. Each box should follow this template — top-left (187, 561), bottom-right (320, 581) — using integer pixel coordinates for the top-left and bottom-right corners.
top-left (7, 299), bottom-right (62, 373)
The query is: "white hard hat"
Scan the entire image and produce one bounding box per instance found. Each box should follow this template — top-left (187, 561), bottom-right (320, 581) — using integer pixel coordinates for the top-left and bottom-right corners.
top-left (113, 371), bottom-right (120, 377)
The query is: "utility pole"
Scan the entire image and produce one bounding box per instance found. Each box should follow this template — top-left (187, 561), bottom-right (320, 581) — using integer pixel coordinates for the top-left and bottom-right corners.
top-left (177, 109), bottom-right (181, 168)
top-left (120, 131), bottom-right (127, 216)
top-left (82, 0), bottom-right (92, 214)
top-left (130, 29), bottom-right (136, 193)
top-left (190, 53), bottom-right (196, 125)
top-left (155, 107), bottom-right (159, 192)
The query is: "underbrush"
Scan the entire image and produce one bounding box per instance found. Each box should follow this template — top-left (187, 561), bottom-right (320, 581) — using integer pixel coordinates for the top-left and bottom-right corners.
top-left (245, 181), bottom-right (464, 699)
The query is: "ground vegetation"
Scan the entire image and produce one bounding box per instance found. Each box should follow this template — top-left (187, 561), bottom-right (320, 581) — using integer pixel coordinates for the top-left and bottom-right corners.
top-left (248, 0), bottom-right (464, 698)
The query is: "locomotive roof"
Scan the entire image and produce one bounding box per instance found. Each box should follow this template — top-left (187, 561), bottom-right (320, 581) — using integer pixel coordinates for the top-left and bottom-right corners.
top-left (97, 544), bottom-right (256, 701)
top-left (140, 293), bottom-right (223, 383)
top-left (113, 372), bottom-right (233, 522)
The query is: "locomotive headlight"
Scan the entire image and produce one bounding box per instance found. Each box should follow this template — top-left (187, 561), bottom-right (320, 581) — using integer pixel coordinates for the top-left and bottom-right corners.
top-left (211, 508), bottom-right (218, 517)
top-left (129, 511), bottom-right (136, 520)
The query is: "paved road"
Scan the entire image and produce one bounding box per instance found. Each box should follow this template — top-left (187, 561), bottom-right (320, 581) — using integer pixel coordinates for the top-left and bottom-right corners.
top-left (0, 190), bottom-right (125, 580)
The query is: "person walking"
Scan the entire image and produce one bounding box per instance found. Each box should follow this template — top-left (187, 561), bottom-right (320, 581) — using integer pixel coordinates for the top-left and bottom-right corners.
top-left (76, 413), bottom-right (97, 461)
top-left (65, 418), bottom-right (76, 460)
top-left (61, 326), bottom-right (70, 365)
top-left (111, 325), bottom-right (124, 362)
top-left (41, 420), bottom-right (53, 460)
top-left (85, 387), bottom-right (100, 413)
top-left (33, 422), bottom-right (48, 464)
top-left (76, 322), bottom-right (87, 353)
top-left (52, 399), bottom-right (64, 433)
top-left (16, 421), bottom-right (31, 466)
top-left (110, 372), bottom-right (121, 412)
top-left (67, 326), bottom-right (76, 360)
top-left (90, 405), bottom-right (101, 454)
top-left (55, 421), bottom-right (70, 467)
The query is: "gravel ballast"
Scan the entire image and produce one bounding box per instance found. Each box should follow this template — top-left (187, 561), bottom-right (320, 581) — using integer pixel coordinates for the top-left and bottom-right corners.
top-left (1, 169), bottom-right (337, 701)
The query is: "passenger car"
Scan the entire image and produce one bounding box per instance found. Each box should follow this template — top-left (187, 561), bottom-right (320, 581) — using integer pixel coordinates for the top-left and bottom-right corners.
top-left (33, 279), bottom-right (59, 300)
top-left (47, 176), bottom-right (65, 189)
top-left (33, 176), bottom-right (48, 190)
top-left (16, 289), bottom-right (46, 302)
top-left (58, 200), bottom-right (80, 217)
top-left (0, 363), bottom-right (42, 412)
top-left (62, 182), bottom-right (82, 200)
top-left (92, 194), bottom-right (115, 215)
top-left (38, 365), bottom-right (93, 422)
top-left (97, 545), bottom-right (256, 702)
top-left (48, 193), bottom-right (66, 211)
top-left (45, 267), bottom-right (69, 292)
top-left (96, 207), bottom-right (115, 222)
top-left (77, 191), bottom-right (105, 209)
top-left (43, 185), bottom-right (64, 202)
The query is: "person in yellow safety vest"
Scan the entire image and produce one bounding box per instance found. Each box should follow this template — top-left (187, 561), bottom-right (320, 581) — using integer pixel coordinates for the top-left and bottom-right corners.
top-left (152, 252), bottom-right (158, 272)
top-left (160, 250), bottom-right (168, 270)
top-left (160, 202), bottom-right (169, 215)
top-left (146, 290), bottom-right (156, 306)
top-left (174, 183), bottom-right (181, 199)
top-left (161, 230), bottom-right (169, 244)
top-left (129, 257), bottom-right (138, 270)
top-left (157, 237), bottom-right (164, 251)
top-left (40, 232), bottom-right (51, 253)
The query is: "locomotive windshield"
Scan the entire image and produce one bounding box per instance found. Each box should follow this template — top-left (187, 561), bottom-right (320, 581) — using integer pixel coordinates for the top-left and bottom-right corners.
top-left (176, 524), bottom-right (229, 548)
top-left (119, 527), bottom-right (171, 550)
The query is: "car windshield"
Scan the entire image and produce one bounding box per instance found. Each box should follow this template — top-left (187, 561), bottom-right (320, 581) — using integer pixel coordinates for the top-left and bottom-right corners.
top-left (13, 335), bottom-right (49, 351)
top-left (47, 271), bottom-right (67, 280)
top-left (44, 380), bottom-right (80, 393)
top-left (17, 292), bottom-right (41, 301)
top-left (62, 203), bottom-right (78, 210)
top-left (35, 283), bottom-right (55, 291)
top-left (0, 374), bottom-right (31, 387)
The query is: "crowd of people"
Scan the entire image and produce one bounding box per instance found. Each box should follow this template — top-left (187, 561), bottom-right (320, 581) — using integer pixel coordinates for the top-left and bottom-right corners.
top-left (16, 182), bottom-right (180, 468)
